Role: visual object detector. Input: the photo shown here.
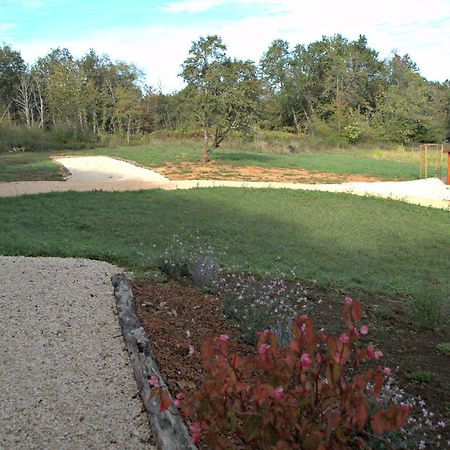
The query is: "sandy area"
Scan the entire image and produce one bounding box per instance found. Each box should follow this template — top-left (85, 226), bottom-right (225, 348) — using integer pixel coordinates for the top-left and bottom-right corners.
top-left (0, 155), bottom-right (448, 209)
top-left (0, 257), bottom-right (156, 450)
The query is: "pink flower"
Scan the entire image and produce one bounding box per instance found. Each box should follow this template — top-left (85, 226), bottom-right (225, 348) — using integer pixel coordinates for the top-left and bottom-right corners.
top-left (339, 333), bottom-right (349, 344)
top-left (383, 367), bottom-right (392, 376)
top-left (334, 353), bottom-right (343, 365)
top-left (173, 399), bottom-right (182, 408)
top-left (187, 344), bottom-right (195, 357)
top-left (367, 344), bottom-right (375, 359)
top-left (374, 350), bottom-right (384, 360)
top-left (218, 334), bottom-right (229, 343)
top-left (344, 296), bottom-right (353, 305)
top-left (272, 385), bottom-right (284, 400)
top-left (258, 343), bottom-right (271, 363)
top-left (190, 422), bottom-right (202, 444)
top-left (315, 353), bottom-right (322, 364)
top-left (258, 343), bottom-right (270, 355)
top-left (300, 352), bottom-right (312, 368)
top-left (149, 375), bottom-right (159, 387)
top-left (176, 392), bottom-right (185, 400)
top-left (360, 325), bottom-right (369, 335)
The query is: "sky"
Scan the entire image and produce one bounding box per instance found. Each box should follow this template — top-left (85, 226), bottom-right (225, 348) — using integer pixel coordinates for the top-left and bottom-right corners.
top-left (1, 0), bottom-right (449, 92)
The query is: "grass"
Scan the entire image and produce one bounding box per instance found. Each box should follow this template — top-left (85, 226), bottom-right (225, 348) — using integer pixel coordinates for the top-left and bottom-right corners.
top-left (0, 188), bottom-right (448, 300)
top-left (436, 342), bottom-right (450, 355)
top-left (0, 140), bottom-right (437, 182)
top-left (0, 152), bottom-right (65, 182)
top-left (407, 370), bottom-right (435, 384)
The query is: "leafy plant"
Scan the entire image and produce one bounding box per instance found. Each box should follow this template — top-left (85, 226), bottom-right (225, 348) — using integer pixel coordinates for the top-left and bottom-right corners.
top-left (410, 284), bottom-right (445, 331)
top-left (158, 234), bottom-right (222, 291)
top-left (436, 342), bottom-right (450, 356)
top-left (407, 371), bottom-right (434, 384)
top-left (165, 298), bottom-right (408, 449)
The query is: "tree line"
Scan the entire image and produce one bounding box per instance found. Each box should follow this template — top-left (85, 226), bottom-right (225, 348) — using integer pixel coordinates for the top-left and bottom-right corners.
top-left (1, 34), bottom-right (449, 155)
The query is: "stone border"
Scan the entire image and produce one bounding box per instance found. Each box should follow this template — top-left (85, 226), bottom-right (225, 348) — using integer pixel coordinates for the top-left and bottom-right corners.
top-left (112, 273), bottom-right (196, 450)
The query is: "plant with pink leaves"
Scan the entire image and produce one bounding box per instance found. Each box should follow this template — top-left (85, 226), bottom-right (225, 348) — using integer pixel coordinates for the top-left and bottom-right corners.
top-left (176, 297), bottom-right (408, 449)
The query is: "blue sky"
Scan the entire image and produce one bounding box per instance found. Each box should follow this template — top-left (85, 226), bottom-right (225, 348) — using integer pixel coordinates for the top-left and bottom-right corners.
top-left (1, 0), bottom-right (449, 92)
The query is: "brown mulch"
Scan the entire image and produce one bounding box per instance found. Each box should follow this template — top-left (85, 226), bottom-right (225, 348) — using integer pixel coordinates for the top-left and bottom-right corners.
top-left (133, 280), bottom-right (253, 398)
top-left (133, 278), bottom-right (449, 447)
top-left (155, 162), bottom-right (382, 184)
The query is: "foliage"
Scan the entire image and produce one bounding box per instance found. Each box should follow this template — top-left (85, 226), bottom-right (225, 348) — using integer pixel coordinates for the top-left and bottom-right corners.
top-left (218, 272), bottom-right (309, 345)
top-left (181, 35), bottom-right (260, 160)
top-left (407, 371), bottom-right (434, 384)
top-left (410, 283), bottom-right (447, 331)
top-left (2, 34), bottom-right (449, 146)
top-left (167, 298), bottom-right (408, 449)
top-left (436, 342), bottom-right (450, 355)
top-left (158, 233), bottom-right (222, 290)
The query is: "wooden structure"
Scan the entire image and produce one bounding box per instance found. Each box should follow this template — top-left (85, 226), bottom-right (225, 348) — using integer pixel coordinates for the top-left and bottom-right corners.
top-left (446, 149), bottom-right (450, 185)
top-left (419, 144), bottom-right (444, 179)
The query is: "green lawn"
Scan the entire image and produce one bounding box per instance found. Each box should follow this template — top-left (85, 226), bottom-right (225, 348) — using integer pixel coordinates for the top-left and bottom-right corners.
top-left (1, 188), bottom-right (448, 299)
top-left (0, 143), bottom-right (432, 182)
top-left (81, 145), bottom-right (423, 180)
top-left (0, 152), bottom-right (66, 182)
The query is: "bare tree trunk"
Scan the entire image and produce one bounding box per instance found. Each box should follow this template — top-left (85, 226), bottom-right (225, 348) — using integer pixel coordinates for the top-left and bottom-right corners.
top-left (0, 102), bottom-right (12, 123)
top-left (202, 116), bottom-right (209, 162)
top-left (16, 74), bottom-right (32, 128)
top-left (292, 108), bottom-right (301, 133)
top-left (34, 81), bottom-right (45, 128)
top-left (127, 116), bottom-right (131, 143)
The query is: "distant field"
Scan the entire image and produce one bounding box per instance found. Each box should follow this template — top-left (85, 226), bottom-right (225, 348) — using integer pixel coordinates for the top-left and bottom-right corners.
top-left (0, 188), bottom-right (448, 299)
top-left (0, 142), bottom-right (434, 182)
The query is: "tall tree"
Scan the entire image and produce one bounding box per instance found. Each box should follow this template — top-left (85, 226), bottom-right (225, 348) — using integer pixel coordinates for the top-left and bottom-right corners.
top-left (0, 45), bottom-right (26, 122)
top-left (182, 35), bottom-right (260, 161)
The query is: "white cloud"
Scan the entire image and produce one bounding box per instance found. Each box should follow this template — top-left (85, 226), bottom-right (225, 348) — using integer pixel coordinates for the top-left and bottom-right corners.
top-left (161, 0), bottom-right (225, 13)
top-left (15, 0), bottom-right (450, 91)
top-left (0, 22), bottom-right (16, 32)
top-left (161, 0), bottom-right (281, 14)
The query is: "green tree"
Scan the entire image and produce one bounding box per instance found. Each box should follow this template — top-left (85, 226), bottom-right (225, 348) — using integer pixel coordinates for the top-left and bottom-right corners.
top-left (372, 54), bottom-right (446, 143)
top-left (0, 45), bottom-right (26, 122)
top-left (182, 35), bottom-right (260, 161)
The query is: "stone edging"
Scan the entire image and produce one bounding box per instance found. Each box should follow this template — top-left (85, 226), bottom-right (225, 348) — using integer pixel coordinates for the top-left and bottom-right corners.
top-left (112, 273), bottom-right (196, 450)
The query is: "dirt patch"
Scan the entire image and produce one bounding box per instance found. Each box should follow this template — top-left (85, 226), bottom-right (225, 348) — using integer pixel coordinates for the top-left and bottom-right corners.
top-left (155, 161), bottom-right (383, 184)
top-left (134, 278), bottom-right (449, 448)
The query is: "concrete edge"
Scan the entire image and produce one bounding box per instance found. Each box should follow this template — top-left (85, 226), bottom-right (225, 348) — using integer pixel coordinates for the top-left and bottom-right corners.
top-left (112, 273), bottom-right (196, 450)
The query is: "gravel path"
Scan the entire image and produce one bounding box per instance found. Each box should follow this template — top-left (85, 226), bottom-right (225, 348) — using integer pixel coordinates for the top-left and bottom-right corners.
top-left (0, 156), bottom-right (448, 209)
top-left (0, 256), bottom-right (155, 450)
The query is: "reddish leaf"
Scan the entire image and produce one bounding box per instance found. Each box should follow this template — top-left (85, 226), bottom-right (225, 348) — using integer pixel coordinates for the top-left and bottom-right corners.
top-left (351, 301), bottom-right (362, 322)
top-left (159, 390), bottom-right (171, 412)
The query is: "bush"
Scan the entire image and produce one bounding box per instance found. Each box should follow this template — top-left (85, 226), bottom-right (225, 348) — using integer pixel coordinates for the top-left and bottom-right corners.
top-left (410, 283), bottom-right (447, 331)
top-left (163, 298), bottom-right (408, 449)
top-left (0, 123), bottom-right (97, 152)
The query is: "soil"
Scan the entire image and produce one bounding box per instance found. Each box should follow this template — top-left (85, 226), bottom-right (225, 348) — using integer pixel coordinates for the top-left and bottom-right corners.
top-left (155, 161), bottom-right (383, 184)
top-left (133, 277), bottom-right (449, 448)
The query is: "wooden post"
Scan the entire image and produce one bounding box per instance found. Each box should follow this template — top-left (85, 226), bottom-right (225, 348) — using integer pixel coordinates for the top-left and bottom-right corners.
top-left (446, 150), bottom-right (450, 185)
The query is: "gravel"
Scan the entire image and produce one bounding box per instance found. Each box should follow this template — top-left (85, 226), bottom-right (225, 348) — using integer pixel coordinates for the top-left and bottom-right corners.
top-left (0, 256), bottom-right (156, 450)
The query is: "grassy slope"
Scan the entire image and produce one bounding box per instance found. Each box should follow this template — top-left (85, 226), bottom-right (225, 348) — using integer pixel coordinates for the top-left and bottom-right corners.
top-left (0, 144), bottom-right (428, 182)
top-left (0, 188), bottom-right (448, 298)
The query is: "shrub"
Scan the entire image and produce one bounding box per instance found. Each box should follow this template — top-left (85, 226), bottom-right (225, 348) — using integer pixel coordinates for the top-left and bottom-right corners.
top-left (436, 342), bottom-right (450, 355)
top-left (158, 234), bottom-right (222, 291)
top-left (407, 371), bottom-right (434, 384)
top-left (168, 298), bottom-right (408, 449)
top-left (410, 283), bottom-right (446, 331)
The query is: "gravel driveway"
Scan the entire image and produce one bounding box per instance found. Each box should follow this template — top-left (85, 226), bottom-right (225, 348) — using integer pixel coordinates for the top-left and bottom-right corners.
top-left (0, 256), bottom-right (155, 449)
